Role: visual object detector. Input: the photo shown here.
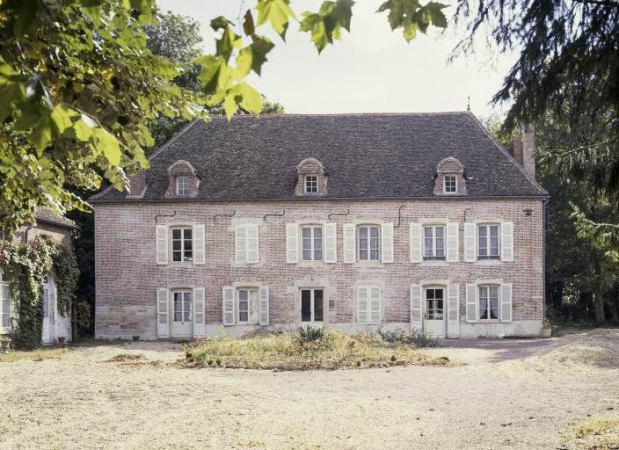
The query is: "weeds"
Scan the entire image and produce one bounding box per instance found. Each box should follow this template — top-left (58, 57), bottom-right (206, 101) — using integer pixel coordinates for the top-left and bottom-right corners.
top-left (378, 329), bottom-right (439, 348)
top-left (0, 347), bottom-right (69, 363)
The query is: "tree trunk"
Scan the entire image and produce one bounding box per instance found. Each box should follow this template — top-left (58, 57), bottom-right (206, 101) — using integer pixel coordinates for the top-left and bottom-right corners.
top-left (611, 294), bottom-right (619, 325)
top-left (592, 252), bottom-right (606, 326)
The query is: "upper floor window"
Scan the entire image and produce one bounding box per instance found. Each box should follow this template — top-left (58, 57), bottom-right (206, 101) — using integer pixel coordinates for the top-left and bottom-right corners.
top-left (423, 225), bottom-right (445, 260)
top-left (176, 176), bottom-right (189, 197)
top-left (305, 175), bottom-right (318, 193)
top-left (296, 158), bottom-right (327, 197)
top-left (171, 227), bottom-right (193, 262)
top-left (301, 288), bottom-right (324, 322)
top-left (443, 175), bottom-right (457, 193)
top-left (478, 224), bottom-right (500, 259)
top-left (478, 284), bottom-right (499, 320)
top-left (301, 225), bottom-right (323, 261)
top-left (357, 225), bottom-right (380, 261)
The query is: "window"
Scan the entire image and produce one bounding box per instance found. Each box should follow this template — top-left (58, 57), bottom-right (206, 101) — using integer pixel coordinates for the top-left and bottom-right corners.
top-left (305, 175), bottom-right (317, 193)
top-left (176, 176), bottom-right (189, 196)
top-left (173, 291), bottom-right (192, 322)
top-left (423, 225), bottom-right (445, 260)
top-left (443, 175), bottom-right (457, 193)
top-left (478, 285), bottom-right (499, 320)
top-left (425, 288), bottom-right (444, 320)
top-left (478, 224), bottom-right (500, 259)
top-left (357, 225), bottom-right (380, 261)
top-left (301, 289), bottom-right (324, 322)
top-left (238, 289), bottom-right (257, 323)
top-left (171, 227), bottom-right (193, 262)
top-left (1, 283), bottom-right (10, 329)
top-left (301, 226), bottom-right (323, 261)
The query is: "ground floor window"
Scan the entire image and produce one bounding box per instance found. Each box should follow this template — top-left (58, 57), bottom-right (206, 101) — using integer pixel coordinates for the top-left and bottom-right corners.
top-left (173, 291), bottom-right (192, 322)
top-left (425, 287), bottom-right (444, 320)
top-left (479, 285), bottom-right (499, 320)
top-left (301, 289), bottom-right (324, 322)
top-left (238, 288), bottom-right (258, 323)
top-left (1, 282), bottom-right (10, 329)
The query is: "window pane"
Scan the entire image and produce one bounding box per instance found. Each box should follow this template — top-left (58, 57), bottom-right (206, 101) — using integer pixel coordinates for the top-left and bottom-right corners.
top-left (424, 227), bottom-right (433, 238)
top-left (238, 290), bottom-right (249, 322)
top-left (184, 293), bottom-right (192, 322)
top-left (370, 227), bottom-right (379, 239)
top-left (490, 286), bottom-right (499, 319)
top-left (184, 229), bottom-right (192, 240)
top-left (490, 226), bottom-right (499, 256)
top-left (174, 293), bottom-right (182, 322)
top-left (172, 251), bottom-right (182, 262)
top-left (172, 240), bottom-right (181, 251)
top-left (314, 290), bottom-right (324, 322)
top-left (478, 226), bottom-right (488, 256)
top-left (314, 228), bottom-right (323, 260)
top-left (301, 290), bottom-right (311, 322)
top-left (436, 228), bottom-right (445, 257)
top-left (358, 227), bottom-right (368, 260)
top-left (479, 287), bottom-right (488, 319)
top-left (302, 227), bottom-right (311, 239)
top-left (370, 227), bottom-right (380, 260)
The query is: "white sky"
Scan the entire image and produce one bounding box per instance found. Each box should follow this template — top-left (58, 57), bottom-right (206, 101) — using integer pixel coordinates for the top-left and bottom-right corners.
top-left (156, 0), bottom-right (516, 117)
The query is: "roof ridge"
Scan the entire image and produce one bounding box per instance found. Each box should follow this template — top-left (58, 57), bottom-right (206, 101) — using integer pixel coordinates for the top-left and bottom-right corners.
top-left (208, 111), bottom-right (471, 120)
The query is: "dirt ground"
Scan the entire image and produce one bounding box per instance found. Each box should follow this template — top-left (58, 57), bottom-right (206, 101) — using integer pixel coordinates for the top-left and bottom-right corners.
top-left (0, 329), bottom-right (618, 450)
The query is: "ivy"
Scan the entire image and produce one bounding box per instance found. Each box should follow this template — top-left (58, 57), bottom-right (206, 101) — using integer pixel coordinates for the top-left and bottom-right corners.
top-left (0, 239), bottom-right (78, 350)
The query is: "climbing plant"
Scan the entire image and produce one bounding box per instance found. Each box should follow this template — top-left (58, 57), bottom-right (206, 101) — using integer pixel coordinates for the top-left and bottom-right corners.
top-left (0, 239), bottom-right (78, 349)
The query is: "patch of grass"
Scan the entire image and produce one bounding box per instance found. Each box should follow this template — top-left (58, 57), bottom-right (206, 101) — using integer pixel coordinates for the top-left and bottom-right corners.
top-left (378, 328), bottom-right (439, 347)
top-left (0, 347), bottom-right (69, 363)
top-left (562, 414), bottom-right (619, 450)
top-left (186, 330), bottom-right (455, 370)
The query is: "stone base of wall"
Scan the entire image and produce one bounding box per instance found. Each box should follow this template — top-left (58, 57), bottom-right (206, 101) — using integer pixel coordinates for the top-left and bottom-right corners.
top-left (459, 320), bottom-right (543, 338)
top-left (95, 305), bottom-right (157, 341)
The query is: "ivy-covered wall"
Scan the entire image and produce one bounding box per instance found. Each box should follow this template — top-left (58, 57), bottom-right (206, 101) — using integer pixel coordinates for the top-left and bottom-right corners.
top-left (0, 240), bottom-right (79, 349)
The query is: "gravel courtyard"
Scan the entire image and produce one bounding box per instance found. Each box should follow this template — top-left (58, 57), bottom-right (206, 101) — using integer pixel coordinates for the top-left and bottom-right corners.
top-left (0, 329), bottom-right (617, 450)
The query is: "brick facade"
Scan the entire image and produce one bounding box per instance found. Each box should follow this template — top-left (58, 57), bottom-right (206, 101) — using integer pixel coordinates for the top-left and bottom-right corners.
top-left (94, 197), bottom-right (544, 340)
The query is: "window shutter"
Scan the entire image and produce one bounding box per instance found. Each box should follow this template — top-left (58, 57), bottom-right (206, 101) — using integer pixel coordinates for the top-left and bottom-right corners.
top-left (465, 283), bottom-right (478, 323)
top-left (500, 283), bottom-right (513, 322)
top-left (357, 286), bottom-right (369, 324)
top-left (259, 285), bottom-right (270, 325)
top-left (446, 223), bottom-right (459, 262)
top-left (409, 284), bottom-right (422, 331)
top-left (409, 223), bottom-right (422, 263)
top-left (156, 288), bottom-right (169, 338)
top-left (193, 287), bottom-right (206, 338)
top-left (343, 224), bottom-right (356, 263)
top-left (464, 223), bottom-right (476, 262)
top-left (381, 223), bottom-right (394, 263)
top-left (285, 223), bottom-right (299, 263)
top-left (156, 225), bottom-right (168, 265)
top-left (501, 222), bottom-right (514, 262)
top-left (369, 286), bottom-right (381, 324)
top-left (246, 224), bottom-right (259, 263)
top-left (235, 225), bottom-right (247, 263)
top-left (324, 223), bottom-right (337, 263)
top-left (222, 286), bottom-right (235, 326)
top-left (447, 284), bottom-right (460, 337)
top-left (193, 224), bottom-right (206, 265)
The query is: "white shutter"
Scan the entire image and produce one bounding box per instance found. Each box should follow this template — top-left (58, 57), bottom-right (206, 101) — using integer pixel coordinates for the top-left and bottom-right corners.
top-left (193, 224), bottom-right (205, 265)
top-left (246, 224), bottom-right (259, 263)
top-left (357, 286), bottom-right (368, 324)
top-left (447, 284), bottom-right (460, 337)
top-left (446, 223), bottom-right (459, 262)
top-left (343, 224), bottom-right (356, 263)
top-left (156, 225), bottom-right (168, 265)
top-left (324, 223), bottom-right (337, 263)
top-left (465, 283), bottom-right (478, 323)
top-left (464, 223), bottom-right (476, 262)
top-left (501, 221), bottom-right (514, 262)
top-left (222, 286), bottom-right (235, 326)
top-left (381, 223), bottom-right (394, 263)
top-left (156, 288), bottom-right (169, 338)
top-left (501, 283), bottom-right (513, 322)
top-left (193, 287), bottom-right (206, 338)
top-left (369, 286), bottom-right (381, 324)
top-left (409, 284), bottom-right (422, 331)
top-left (259, 285), bottom-right (270, 325)
top-left (235, 225), bottom-right (247, 263)
top-left (286, 223), bottom-right (299, 263)
top-left (409, 223), bottom-right (422, 263)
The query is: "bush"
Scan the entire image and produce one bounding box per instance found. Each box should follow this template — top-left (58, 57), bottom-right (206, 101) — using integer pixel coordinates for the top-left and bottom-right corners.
top-left (378, 329), bottom-right (439, 348)
top-left (296, 325), bottom-right (325, 344)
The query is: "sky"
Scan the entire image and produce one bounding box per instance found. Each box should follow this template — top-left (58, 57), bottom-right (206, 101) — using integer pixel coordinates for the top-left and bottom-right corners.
top-left (156, 0), bottom-right (516, 118)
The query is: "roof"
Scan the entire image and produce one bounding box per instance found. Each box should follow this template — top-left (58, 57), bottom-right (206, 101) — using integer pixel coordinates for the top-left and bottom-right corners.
top-left (91, 112), bottom-right (546, 203)
top-left (35, 209), bottom-right (76, 229)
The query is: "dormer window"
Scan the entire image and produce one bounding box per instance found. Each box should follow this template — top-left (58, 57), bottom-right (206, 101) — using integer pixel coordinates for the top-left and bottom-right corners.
top-left (443, 175), bottom-right (457, 193)
top-left (176, 176), bottom-right (189, 197)
top-left (305, 175), bottom-right (318, 193)
top-left (434, 157), bottom-right (466, 196)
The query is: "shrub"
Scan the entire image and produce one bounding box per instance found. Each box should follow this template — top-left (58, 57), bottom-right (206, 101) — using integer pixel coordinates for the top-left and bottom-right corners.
top-left (296, 325), bottom-right (325, 344)
top-left (378, 329), bottom-right (439, 348)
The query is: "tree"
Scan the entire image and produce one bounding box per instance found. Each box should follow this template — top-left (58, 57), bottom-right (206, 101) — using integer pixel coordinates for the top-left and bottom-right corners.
top-left (0, 0), bottom-right (447, 234)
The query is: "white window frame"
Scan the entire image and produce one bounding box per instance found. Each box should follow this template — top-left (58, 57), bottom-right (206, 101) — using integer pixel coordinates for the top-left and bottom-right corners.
top-left (300, 288), bottom-right (324, 323)
top-left (478, 284), bottom-right (500, 321)
top-left (170, 226), bottom-right (193, 263)
top-left (423, 225), bottom-right (446, 260)
top-left (357, 225), bottom-right (381, 261)
top-left (172, 290), bottom-right (192, 323)
top-left (443, 175), bottom-right (457, 194)
top-left (424, 286), bottom-right (445, 320)
top-left (304, 175), bottom-right (318, 194)
top-left (300, 225), bottom-right (323, 261)
top-left (237, 288), bottom-right (257, 324)
top-left (175, 176), bottom-right (189, 197)
top-left (478, 223), bottom-right (501, 260)
top-left (0, 281), bottom-right (10, 331)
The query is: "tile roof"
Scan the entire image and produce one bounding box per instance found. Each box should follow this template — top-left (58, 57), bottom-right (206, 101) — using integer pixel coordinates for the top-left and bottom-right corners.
top-left (91, 112), bottom-right (546, 203)
top-left (35, 209), bottom-right (75, 228)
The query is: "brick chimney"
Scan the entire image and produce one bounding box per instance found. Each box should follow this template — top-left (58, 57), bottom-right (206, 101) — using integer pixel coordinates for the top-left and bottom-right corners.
top-left (511, 124), bottom-right (536, 180)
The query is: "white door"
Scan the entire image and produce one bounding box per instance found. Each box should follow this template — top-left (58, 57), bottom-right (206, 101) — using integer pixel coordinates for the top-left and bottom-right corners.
top-left (171, 291), bottom-right (193, 338)
top-left (423, 287), bottom-right (445, 338)
top-left (42, 280), bottom-right (56, 345)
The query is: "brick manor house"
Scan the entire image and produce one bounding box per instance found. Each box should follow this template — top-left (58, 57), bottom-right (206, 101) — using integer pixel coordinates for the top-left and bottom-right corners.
top-left (92, 112), bottom-right (547, 340)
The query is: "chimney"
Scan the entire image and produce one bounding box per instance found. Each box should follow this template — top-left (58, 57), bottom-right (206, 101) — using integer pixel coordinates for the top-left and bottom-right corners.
top-left (511, 135), bottom-right (524, 166)
top-left (522, 123), bottom-right (536, 179)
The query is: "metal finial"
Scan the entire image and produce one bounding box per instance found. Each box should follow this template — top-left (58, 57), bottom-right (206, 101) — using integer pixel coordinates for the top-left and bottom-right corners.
top-left (466, 96), bottom-right (471, 111)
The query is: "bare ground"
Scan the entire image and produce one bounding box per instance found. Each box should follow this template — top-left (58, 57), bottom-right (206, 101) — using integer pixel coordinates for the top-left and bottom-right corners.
top-left (0, 329), bottom-right (618, 450)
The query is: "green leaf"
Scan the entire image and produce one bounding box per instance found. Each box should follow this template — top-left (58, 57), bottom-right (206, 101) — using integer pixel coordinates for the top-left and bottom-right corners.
top-left (92, 128), bottom-right (121, 166)
top-left (300, 0), bottom-right (354, 53)
top-left (243, 10), bottom-right (255, 36)
top-left (237, 36), bottom-right (275, 77)
top-left (256, 0), bottom-right (296, 39)
top-left (50, 104), bottom-right (79, 135)
top-left (13, 0), bottom-right (39, 37)
top-left (195, 55), bottom-right (231, 95)
top-left (377, 0), bottom-right (447, 42)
